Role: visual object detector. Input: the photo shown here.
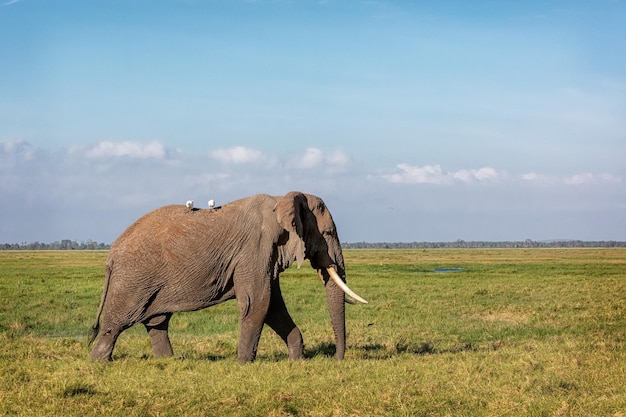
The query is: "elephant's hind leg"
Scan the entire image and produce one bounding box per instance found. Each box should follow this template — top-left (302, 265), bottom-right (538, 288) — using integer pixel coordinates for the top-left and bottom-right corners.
top-left (143, 313), bottom-right (174, 357)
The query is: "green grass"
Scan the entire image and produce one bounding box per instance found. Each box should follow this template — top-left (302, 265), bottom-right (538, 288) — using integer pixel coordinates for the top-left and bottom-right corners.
top-left (1, 249), bottom-right (625, 416)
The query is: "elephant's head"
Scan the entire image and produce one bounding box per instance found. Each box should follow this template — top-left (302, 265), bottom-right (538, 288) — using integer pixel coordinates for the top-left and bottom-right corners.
top-left (275, 192), bottom-right (367, 359)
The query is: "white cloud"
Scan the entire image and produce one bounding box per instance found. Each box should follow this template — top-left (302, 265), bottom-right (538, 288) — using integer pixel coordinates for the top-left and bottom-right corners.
top-left (78, 141), bottom-right (169, 159)
top-left (473, 167), bottom-right (500, 181)
top-left (384, 164), bottom-right (447, 184)
top-left (521, 172), bottom-right (541, 182)
top-left (521, 171), bottom-right (622, 186)
top-left (384, 164), bottom-right (624, 187)
top-left (2, 138), bottom-right (23, 153)
top-left (326, 150), bottom-right (351, 170)
top-left (453, 167), bottom-right (503, 183)
top-left (209, 146), bottom-right (265, 164)
top-left (565, 172), bottom-right (594, 185)
top-left (1, 138), bottom-right (35, 160)
top-left (289, 147), bottom-right (351, 171)
top-left (297, 147), bottom-right (324, 169)
top-left (383, 164), bottom-right (506, 185)
top-left (1, 139), bottom-right (37, 192)
top-left (564, 172), bottom-right (622, 185)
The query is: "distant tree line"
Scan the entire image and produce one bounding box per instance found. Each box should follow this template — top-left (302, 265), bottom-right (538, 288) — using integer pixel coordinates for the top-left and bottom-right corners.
top-left (1, 239), bottom-right (110, 250)
top-left (342, 240), bottom-right (626, 249)
top-left (2, 239), bottom-right (624, 250)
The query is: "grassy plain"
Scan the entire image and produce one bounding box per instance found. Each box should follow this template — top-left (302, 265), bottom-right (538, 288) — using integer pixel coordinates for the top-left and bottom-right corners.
top-left (0, 248), bottom-right (625, 416)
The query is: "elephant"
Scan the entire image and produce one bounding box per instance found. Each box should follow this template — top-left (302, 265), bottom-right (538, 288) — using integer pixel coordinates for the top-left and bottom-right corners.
top-left (88, 191), bottom-right (367, 362)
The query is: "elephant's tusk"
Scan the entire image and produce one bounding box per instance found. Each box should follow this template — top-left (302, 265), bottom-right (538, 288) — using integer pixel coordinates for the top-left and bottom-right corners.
top-left (327, 267), bottom-right (368, 304)
top-left (345, 297), bottom-right (356, 305)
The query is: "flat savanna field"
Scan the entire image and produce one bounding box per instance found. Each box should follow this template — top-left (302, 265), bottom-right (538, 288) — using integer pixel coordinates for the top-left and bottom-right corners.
top-left (1, 249), bottom-right (625, 416)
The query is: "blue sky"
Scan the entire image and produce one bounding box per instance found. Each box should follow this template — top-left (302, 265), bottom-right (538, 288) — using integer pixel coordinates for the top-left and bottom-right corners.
top-left (1, 0), bottom-right (625, 243)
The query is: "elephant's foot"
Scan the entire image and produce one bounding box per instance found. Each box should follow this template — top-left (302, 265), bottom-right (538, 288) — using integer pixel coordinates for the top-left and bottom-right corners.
top-left (237, 322), bottom-right (264, 363)
top-left (88, 331), bottom-right (117, 361)
top-left (144, 314), bottom-right (174, 357)
top-left (287, 327), bottom-right (304, 360)
top-left (88, 348), bottom-right (112, 361)
top-left (149, 328), bottom-right (174, 357)
top-left (237, 351), bottom-right (257, 363)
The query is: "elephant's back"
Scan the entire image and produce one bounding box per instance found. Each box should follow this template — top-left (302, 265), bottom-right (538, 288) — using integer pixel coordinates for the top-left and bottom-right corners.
top-left (111, 205), bottom-right (187, 247)
top-left (108, 195), bottom-right (276, 257)
top-left (109, 202), bottom-right (254, 256)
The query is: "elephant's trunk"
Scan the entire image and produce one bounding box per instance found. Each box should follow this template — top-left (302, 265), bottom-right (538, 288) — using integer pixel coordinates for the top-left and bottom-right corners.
top-left (322, 264), bottom-right (368, 360)
top-left (325, 275), bottom-right (346, 360)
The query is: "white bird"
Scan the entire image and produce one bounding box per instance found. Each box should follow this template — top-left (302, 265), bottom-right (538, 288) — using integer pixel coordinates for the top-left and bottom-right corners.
top-left (208, 199), bottom-right (215, 209)
top-left (186, 200), bottom-right (194, 209)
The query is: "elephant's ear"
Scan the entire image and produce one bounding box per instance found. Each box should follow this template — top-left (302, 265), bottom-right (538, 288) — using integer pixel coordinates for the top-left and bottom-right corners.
top-left (274, 192), bottom-right (307, 268)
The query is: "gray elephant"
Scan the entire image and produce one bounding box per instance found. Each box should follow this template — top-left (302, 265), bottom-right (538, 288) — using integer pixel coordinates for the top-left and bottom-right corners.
top-left (88, 191), bottom-right (367, 362)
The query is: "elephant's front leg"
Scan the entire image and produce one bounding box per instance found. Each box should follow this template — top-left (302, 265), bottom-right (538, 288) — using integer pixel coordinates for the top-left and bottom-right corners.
top-left (235, 280), bottom-right (272, 363)
top-left (265, 283), bottom-right (304, 360)
top-left (143, 313), bottom-right (174, 357)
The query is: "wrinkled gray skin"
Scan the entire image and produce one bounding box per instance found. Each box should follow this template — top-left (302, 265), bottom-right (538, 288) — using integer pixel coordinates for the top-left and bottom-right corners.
top-left (88, 192), bottom-right (352, 362)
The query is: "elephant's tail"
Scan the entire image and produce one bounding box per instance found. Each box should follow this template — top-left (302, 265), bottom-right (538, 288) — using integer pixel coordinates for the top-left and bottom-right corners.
top-left (88, 261), bottom-right (112, 346)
